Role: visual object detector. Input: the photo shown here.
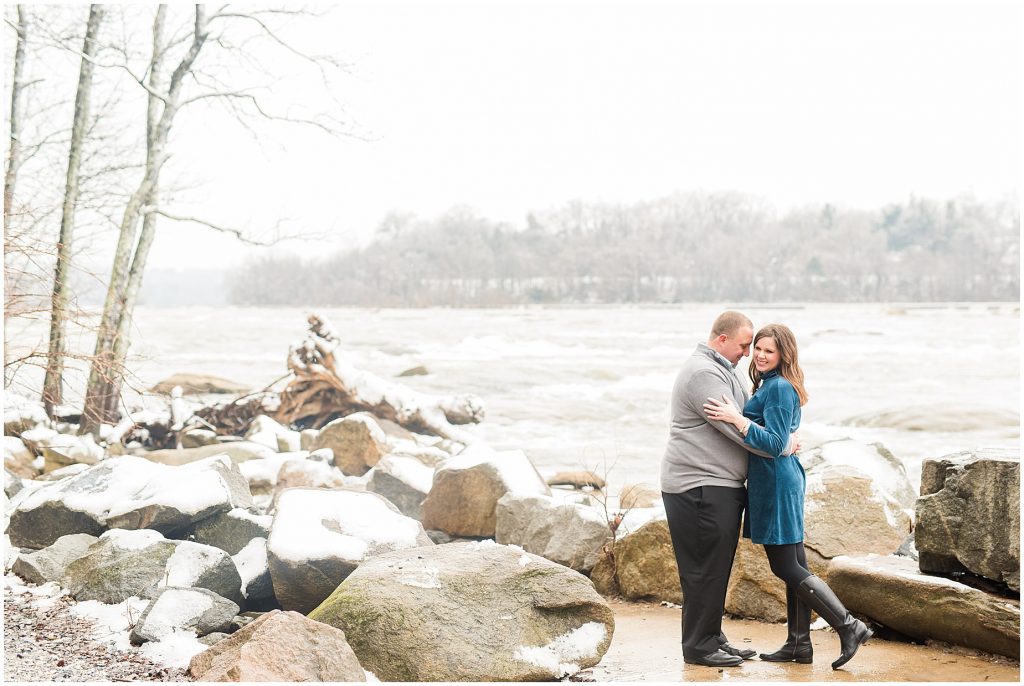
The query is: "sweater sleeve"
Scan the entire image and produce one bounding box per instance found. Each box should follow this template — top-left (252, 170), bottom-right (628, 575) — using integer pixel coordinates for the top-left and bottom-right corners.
top-left (744, 380), bottom-right (798, 458)
top-left (688, 369), bottom-right (778, 459)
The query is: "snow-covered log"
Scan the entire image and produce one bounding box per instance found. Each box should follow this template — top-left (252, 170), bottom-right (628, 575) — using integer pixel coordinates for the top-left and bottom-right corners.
top-left (273, 314), bottom-right (484, 441)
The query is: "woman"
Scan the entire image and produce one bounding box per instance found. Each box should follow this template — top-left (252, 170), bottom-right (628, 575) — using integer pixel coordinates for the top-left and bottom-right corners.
top-left (703, 324), bottom-right (871, 670)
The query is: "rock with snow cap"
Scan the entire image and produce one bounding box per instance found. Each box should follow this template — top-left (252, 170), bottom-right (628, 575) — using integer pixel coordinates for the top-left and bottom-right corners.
top-left (267, 488), bottom-right (433, 614)
top-left (188, 609), bottom-right (366, 682)
top-left (236, 451), bottom-right (309, 496)
top-left (916, 450), bottom-right (1019, 591)
top-left (367, 454), bottom-right (436, 520)
top-left (4, 468), bottom-right (24, 498)
top-left (7, 455), bottom-right (253, 549)
top-left (309, 540), bottom-right (614, 681)
top-left (421, 443), bottom-right (551, 537)
top-left (11, 533), bottom-right (98, 585)
top-left (62, 528), bottom-right (244, 605)
top-left (495, 492), bottom-right (611, 573)
top-left (4, 436), bottom-right (37, 479)
top-left (271, 459), bottom-right (346, 500)
top-left (232, 537), bottom-right (276, 609)
top-left (828, 554), bottom-right (1019, 658)
top-left (142, 441), bottom-right (275, 466)
top-left (803, 462), bottom-right (911, 559)
top-left (800, 438), bottom-right (917, 508)
top-left (192, 508), bottom-right (272, 556)
top-left (3, 393), bottom-right (51, 436)
top-left (41, 433), bottom-right (105, 473)
top-left (130, 586), bottom-right (240, 645)
top-left (244, 415), bottom-right (293, 451)
top-left (311, 413), bottom-right (389, 476)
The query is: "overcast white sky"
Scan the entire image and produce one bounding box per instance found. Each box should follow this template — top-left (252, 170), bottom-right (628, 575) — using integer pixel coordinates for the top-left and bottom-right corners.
top-left (141, 0), bottom-right (1020, 270)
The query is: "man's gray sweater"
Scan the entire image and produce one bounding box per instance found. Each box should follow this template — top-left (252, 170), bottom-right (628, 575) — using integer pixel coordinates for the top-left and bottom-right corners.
top-left (661, 343), bottom-right (761, 494)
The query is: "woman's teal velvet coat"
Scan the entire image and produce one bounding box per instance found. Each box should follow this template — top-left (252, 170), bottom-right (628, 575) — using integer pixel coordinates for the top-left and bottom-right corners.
top-left (741, 370), bottom-right (805, 545)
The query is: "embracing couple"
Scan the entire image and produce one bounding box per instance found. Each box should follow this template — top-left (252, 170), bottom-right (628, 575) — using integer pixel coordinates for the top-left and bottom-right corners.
top-left (660, 311), bottom-right (872, 670)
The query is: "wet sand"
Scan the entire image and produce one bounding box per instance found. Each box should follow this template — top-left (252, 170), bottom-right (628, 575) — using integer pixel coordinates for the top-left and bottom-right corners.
top-left (585, 600), bottom-right (1019, 682)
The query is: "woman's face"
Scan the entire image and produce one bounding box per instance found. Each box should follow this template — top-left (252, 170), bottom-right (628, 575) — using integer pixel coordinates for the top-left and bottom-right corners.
top-left (752, 336), bottom-right (781, 373)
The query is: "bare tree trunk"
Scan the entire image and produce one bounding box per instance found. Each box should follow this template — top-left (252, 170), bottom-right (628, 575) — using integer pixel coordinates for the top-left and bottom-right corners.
top-left (42, 4), bottom-right (104, 417)
top-left (4, 6), bottom-right (28, 223)
top-left (81, 5), bottom-right (208, 434)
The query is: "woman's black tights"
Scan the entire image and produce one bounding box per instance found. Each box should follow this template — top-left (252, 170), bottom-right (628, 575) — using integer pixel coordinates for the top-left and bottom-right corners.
top-left (763, 542), bottom-right (812, 586)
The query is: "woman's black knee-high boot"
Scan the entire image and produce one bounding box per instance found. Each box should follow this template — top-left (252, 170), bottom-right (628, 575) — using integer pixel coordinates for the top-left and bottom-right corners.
top-left (760, 585), bottom-right (813, 663)
top-left (795, 576), bottom-right (872, 669)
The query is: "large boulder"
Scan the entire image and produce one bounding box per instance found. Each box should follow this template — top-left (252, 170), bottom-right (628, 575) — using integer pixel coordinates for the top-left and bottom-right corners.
top-left (829, 554), bottom-right (1019, 658)
top-left (312, 413), bottom-right (388, 476)
top-left (271, 459), bottom-right (346, 501)
top-left (130, 587), bottom-right (239, 645)
top-left (803, 463), bottom-right (912, 559)
top-left (421, 444), bottom-right (551, 537)
top-left (800, 438), bottom-right (918, 508)
top-left (725, 537), bottom-right (830, 622)
top-left (495, 493), bottom-right (611, 573)
top-left (192, 508), bottom-right (272, 556)
top-left (63, 529), bottom-right (243, 605)
top-left (366, 454), bottom-right (435, 520)
top-left (188, 610), bottom-right (366, 682)
top-left (309, 541), bottom-right (614, 681)
top-left (915, 450), bottom-right (1020, 591)
top-left (606, 518), bottom-right (681, 603)
top-left (11, 533), bottom-right (97, 585)
top-left (267, 488), bottom-right (433, 614)
top-left (8, 455), bottom-right (253, 549)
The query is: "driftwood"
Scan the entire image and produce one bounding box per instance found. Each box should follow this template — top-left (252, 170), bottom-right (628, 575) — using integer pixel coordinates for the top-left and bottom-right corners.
top-left (190, 313), bottom-right (484, 443)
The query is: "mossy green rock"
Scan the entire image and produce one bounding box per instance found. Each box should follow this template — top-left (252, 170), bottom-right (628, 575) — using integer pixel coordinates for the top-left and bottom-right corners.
top-left (309, 541), bottom-right (614, 681)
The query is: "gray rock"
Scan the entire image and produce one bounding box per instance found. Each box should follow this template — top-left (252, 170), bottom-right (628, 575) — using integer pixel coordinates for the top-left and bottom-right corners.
top-left (11, 533), bottom-right (98, 585)
top-left (181, 429), bottom-right (220, 448)
top-left (130, 587), bottom-right (240, 644)
top-left (367, 454), bottom-right (434, 520)
top-left (62, 529), bottom-right (243, 606)
top-left (397, 365), bottom-right (429, 377)
top-left (4, 469), bottom-right (23, 498)
top-left (829, 554), bottom-right (1019, 658)
top-left (495, 493), bottom-right (611, 572)
top-left (916, 450), bottom-right (1020, 591)
top-left (192, 508), bottom-right (272, 555)
top-left (198, 632), bottom-right (230, 646)
top-left (309, 541), bottom-right (615, 681)
top-left (267, 488), bottom-right (433, 614)
top-left (8, 455), bottom-right (253, 549)
top-left (232, 537), bottom-right (276, 609)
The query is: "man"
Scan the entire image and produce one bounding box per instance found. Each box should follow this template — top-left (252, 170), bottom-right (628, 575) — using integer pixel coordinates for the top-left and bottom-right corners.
top-left (660, 310), bottom-right (794, 668)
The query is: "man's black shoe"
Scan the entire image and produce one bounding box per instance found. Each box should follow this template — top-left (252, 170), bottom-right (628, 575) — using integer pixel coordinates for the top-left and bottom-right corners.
top-left (720, 642), bottom-right (757, 660)
top-left (683, 650), bottom-right (744, 667)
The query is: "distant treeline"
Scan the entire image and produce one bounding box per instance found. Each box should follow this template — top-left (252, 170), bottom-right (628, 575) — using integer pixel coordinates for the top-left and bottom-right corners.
top-left (227, 193), bottom-right (1019, 305)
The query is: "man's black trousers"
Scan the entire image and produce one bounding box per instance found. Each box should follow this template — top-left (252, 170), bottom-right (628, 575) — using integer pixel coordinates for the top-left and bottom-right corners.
top-left (662, 485), bottom-right (745, 658)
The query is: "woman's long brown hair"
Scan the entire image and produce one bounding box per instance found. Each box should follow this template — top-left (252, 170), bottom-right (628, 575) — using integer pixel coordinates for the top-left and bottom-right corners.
top-left (748, 324), bottom-right (808, 406)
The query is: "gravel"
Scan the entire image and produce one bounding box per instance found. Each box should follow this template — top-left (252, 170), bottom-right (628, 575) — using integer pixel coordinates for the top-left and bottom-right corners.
top-left (3, 583), bottom-right (189, 682)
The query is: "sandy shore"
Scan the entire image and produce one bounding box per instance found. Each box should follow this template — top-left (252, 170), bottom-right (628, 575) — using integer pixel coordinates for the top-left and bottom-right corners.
top-left (585, 600), bottom-right (1019, 683)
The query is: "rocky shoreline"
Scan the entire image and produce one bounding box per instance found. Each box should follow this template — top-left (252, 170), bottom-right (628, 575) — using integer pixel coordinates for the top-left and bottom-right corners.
top-left (3, 318), bottom-right (1020, 680)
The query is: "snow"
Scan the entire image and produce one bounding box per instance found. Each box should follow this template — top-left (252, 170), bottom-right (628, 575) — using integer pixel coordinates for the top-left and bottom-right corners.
top-left (225, 507), bottom-right (272, 529)
top-left (19, 426), bottom-right (57, 446)
top-left (268, 489), bottom-right (425, 564)
top-left (364, 669), bottom-right (380, 681)
top-left (468, 539), bottom-right (498, 551)
top-left (138, 627), bottom-right (208, 669)
top-left (513, 622), bottom-right (607, 678)
top-left (161, 541), bottom-right (225, 588)
top-left (834, 554), bottom-right (979, 591)
top-left (4, 393), bottom-right (50, 429)
top-left (519, 554), bottom-right (532, 567)
top-left (232, 537), bottom-right (268, 595)
top-left (382, 454), bottom-right (435, 493)
top-left (394, 562), bottom-right (441, 589)
top-left (18, 455), bottom-right (244, 521)
top-left (442, 443), bottom-right (547, 495)
top-left (71, 596), bottom-right (150, 651)
top-left (615, 507), bottom-right (665, 536)
top-left (100, 528), bottom-right (166, 551)
top-left (40, 463), bottom-right (90, 480)
top-left (139, 588), bottom-right (216, 640)
top-left (238, 451), bottom-right (309, 486)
